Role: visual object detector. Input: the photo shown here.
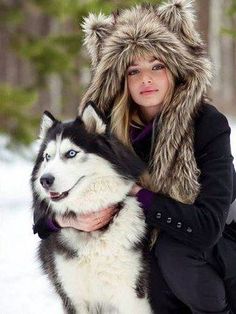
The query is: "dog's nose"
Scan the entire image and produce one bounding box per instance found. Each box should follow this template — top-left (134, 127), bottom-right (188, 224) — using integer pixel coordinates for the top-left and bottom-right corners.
top-left (40, 174), bottom-right (55, 189)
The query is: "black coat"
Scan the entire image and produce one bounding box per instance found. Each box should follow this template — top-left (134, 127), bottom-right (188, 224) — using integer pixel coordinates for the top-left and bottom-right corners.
top-left (133, 103), bottom-right (236, 251)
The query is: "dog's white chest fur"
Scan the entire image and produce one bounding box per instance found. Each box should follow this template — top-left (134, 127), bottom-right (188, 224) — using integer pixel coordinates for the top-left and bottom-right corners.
top-left (54, 198), bottom-right (152, 314)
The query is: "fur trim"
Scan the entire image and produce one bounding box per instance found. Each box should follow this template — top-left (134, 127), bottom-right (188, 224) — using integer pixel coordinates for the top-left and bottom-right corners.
top-left (79, 1), bottom-right (212, 203)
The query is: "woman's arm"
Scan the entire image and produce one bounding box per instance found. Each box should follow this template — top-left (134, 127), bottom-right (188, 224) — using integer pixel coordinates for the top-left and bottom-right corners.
top-left (33, 205), bottom-right (119, 239)
top-left (55, 206), bottom-right (119, 231)
top-left (33, 216), bottom-right (61, 239)
top-left (134, 109), bottom-right (235, 250)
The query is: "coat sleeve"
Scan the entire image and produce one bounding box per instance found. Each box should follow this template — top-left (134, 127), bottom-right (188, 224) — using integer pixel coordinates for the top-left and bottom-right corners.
top-left (33, 216), bottom-right (61, 239)
top-left (142, 108), bottom-right (235, 250)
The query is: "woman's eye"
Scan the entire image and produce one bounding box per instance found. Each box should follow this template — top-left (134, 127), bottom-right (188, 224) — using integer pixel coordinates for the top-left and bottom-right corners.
top-left (45, 153), bottom-right (51, 162)
top-left (65, 150), bottom-right (78, 158)
top-left (127, 69), bottom-right (139, 76)
top-left (153, 64), bottom-right (165, 70)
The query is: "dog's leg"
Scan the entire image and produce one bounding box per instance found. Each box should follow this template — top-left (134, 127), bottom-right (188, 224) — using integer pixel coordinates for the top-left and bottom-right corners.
top-left (74, 302), bottom-right (90, 314)
top-left (63, 308), bottom-right (76, 314)
top-left (62, 303), bottom-right (77, 314)
top-left (116, 297), bottom-right (153, 314)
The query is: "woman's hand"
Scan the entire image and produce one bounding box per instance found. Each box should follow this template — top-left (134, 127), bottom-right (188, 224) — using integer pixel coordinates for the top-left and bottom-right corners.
top-left (55, 183), bottom-right (142, 232)
top-left (55, 205), bottom-right (118, 232)
top-left (129, 183), bottom-right (143, 196)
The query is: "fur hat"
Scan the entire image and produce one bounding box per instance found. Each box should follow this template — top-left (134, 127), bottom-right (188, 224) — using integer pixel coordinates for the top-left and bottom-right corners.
top-left (80, 0), bottom-right (212, 203)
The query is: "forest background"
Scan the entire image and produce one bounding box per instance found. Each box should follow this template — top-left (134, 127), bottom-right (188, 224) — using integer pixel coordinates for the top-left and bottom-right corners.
top-left (0, 0), bottom-right (236, 149)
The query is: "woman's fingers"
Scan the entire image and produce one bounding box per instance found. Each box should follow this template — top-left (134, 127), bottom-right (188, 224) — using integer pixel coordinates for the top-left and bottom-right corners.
top-left (55, 205), bottom-right (119, 231)
top-left (75, 214), bottom-right (114, 232)
top-left (79, 207), bottom-right (118, 231)
top-left (81, 205), bottom-right (117, 222)
top-left (129, 183), bottom-right (143, 196)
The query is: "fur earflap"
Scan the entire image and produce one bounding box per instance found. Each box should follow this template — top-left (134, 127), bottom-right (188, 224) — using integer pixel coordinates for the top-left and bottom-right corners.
top-left (81, 13), bottom-right (114, 68)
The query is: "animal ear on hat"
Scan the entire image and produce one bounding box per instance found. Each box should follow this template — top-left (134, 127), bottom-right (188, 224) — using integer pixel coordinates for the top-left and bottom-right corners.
top-left (81, 13), bottom-right (114, 68)
top-left (80, 101), bottom-right (106, 134)
top-left (39, 111), bottom-right (57, 141)
top-left (158, 0), bottom-right (202, 49)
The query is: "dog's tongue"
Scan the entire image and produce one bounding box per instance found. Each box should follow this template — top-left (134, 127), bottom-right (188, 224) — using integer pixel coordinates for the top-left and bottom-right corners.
top-left (49, 191), bottom-right (69, 201)
top-left (50, 192), bottom-right (61, 197)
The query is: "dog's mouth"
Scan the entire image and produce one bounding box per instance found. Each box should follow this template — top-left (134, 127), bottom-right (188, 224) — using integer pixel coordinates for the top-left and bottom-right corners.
top-left (48, 176), bottom-right (85, 202)
top-left (49, 191), bottom-right (69, 202)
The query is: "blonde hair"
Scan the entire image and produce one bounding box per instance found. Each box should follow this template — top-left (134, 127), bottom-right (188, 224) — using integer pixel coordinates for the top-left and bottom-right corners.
top-left (110, 57), bottom-right (175, 191)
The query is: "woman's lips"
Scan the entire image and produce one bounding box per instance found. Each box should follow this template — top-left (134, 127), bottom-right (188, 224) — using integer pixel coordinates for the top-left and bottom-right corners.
top-left (140, 89), bottom-right (158, 95)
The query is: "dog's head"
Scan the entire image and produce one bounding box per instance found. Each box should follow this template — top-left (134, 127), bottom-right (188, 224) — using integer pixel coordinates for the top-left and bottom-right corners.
top-left (32, 102), bottom-right (146, 214)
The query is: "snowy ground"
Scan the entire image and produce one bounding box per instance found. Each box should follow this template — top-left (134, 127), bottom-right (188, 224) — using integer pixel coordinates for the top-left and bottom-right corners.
top-left (0, 118), bottom-right (235, 314)
top-left (0, 144), bottom-right (64, 314)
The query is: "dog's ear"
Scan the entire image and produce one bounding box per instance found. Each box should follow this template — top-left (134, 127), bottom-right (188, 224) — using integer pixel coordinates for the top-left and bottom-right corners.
top-left (39, 111), bottom-right (57, 140)
top-left (80, 101), bottom-right (106, 134)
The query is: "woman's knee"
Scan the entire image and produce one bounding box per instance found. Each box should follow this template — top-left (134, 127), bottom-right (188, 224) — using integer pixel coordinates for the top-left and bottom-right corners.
top-left (154, 233), bottom-right (229, 313)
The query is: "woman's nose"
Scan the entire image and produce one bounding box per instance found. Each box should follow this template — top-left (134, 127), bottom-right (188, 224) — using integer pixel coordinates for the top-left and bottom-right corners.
top-left (142, 73), bottom-right (152, 84)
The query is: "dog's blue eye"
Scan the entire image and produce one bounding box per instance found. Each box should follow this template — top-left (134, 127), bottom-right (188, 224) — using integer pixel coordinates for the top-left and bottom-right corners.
top-left (45, 153), bottom-right (51, 161)
top-left (65, 150), bottom-right (77, 158)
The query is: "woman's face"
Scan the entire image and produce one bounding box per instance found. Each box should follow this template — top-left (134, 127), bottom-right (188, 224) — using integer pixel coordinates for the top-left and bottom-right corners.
top-left (127, 55), bottom-right (170, 119)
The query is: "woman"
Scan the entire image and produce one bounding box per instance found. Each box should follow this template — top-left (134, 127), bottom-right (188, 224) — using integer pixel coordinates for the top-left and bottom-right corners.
top-left (33, 1), bottom-right (236, 313)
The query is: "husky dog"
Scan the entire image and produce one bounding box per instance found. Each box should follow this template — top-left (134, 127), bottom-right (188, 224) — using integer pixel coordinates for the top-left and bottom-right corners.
top-left (31, 102), bottom-right (153, 314)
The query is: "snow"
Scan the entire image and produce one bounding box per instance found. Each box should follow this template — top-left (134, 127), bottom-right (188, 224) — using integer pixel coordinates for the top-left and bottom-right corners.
top-left (0, 118), bottom-right (235, 314)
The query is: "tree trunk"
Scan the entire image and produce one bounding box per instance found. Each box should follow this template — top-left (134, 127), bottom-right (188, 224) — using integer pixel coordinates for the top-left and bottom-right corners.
top-left (47, 19), bottom-right (63, 116)
top-left (208, 0), bottom-right (223, 98)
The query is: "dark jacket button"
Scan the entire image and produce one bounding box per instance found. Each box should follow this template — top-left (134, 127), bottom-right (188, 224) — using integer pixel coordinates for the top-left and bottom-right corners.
top-left (167, 217), bottom-right (172, 223)
top-left (186, 227), bottom-right (192, 233)
top-left (156, 212), bottom-right (162, 219)
top-left (177, 222), bottom-right (182, 228)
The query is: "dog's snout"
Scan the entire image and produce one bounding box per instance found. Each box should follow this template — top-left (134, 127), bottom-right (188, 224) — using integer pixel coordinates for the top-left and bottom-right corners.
top-left (40, 174), bottom-right (55, 189)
